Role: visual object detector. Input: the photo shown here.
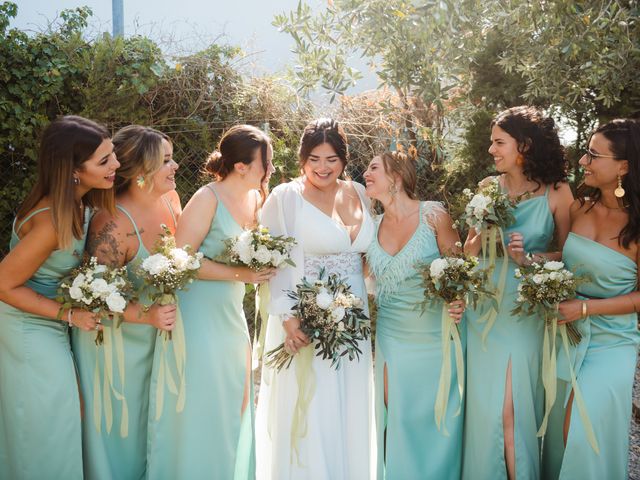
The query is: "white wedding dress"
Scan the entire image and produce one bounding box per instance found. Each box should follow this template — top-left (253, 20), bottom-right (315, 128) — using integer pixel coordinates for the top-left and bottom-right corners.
top-left (256, 179), bottom-right (375, 480)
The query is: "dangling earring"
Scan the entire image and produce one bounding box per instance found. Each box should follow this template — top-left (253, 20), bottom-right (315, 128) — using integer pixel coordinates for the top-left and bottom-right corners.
top-left (516, 154), bottom-right (525, 167)
top-left (614, 174), bottom-right (625, 198)
top-left (389, 182), bottom-right (398, 196)
top-left (136, 175), bottom-right (145, 188)
top-left (73, 176), bottom-right (79, 186)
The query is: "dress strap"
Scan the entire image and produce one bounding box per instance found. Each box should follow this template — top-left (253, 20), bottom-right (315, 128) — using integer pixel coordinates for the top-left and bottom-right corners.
top-left (163, 197), bottom-right (178, 229)
top-left (14, 207), bottom-right (51, 235)
top-left (205, 183), bottom-right (219, 200)
top-left (116, 205), bottom-right (144, 246)
top-left (544, 184), bottom-right (551, 197)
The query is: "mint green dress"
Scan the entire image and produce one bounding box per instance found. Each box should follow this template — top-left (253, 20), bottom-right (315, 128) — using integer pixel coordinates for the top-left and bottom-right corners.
top-left (542, 232), bottom-right (639, 479)
top-left (0, 207), bottom-right (87, 479)
top-left (71, 203), bottom-right (176, 479)
top-left (147, 185), bottom-right (255, 479)
top-left (367, 201), bottom-right (465, 480)
top-left (463, 187), bottom-right (554, 480)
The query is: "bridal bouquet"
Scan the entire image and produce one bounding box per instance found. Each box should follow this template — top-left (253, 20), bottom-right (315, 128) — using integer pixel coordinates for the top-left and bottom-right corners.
top-left (137, 225), bottom-right (202, 419)
top-left (58, 256), bottom-right (133, 345)
top-left (512, 258), bottom-right (595, 445)
top-left (265, 267), bottom-right (371, 371)
top-left (222, 225), bottom-right (296, 270)
top-left (58, 257), bottom-right (134, 436)
top-left (420, 252), bottom-right (493, 433)
top-left (456, 177), bottom-right (521, 344)
top-left (138, 225), bottom-right (203, 341)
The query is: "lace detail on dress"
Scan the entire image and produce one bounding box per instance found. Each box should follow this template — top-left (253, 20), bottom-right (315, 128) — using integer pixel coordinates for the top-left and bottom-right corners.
top-left (304, 252), bottom-right (363, 278)
top-left (367, 201), bottom-right (441, 300)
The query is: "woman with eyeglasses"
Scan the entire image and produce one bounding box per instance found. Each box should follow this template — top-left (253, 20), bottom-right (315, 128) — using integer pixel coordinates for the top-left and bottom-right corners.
top-left (462, 106), bottom-right (574, 480)
top-left (542, 118), bottom-right (640, 479)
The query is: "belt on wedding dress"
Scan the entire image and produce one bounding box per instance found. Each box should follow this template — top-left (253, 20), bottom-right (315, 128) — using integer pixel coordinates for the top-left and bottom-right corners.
top-left (303, 252), bottom-right (363, 277)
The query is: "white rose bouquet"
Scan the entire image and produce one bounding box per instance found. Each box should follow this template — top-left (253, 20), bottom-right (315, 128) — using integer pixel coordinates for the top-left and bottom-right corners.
top-left (138, 226), bottom-right (203, 341)
top-left (58, 256), bottom-right (133, 345)
top-left (57, 256), bottom-right (134, 436)
top-left (420, 253), bottom-right (494, 433)
top-left (137, 225), bottom-right (203, 419)
top-left (265, 267), bottom-right (371, 371)
top-left (512, 258), bottom-right (593, 441)
top-left (456, 177), bottom-right (524, 344)
top-left (221, 225), bottom-right (296, 270)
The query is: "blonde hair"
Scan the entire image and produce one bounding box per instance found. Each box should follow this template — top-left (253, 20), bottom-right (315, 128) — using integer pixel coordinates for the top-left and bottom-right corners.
top-left (379, 151), bottom-right (417, 199)
top-left (17, 116), bottom-right (115, 250)
top-left (112, 125), bottom-right (171, 194)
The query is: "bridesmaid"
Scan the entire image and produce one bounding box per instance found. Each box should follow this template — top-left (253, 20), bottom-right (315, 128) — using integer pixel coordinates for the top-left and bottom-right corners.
top-left (146, 124), bottom-right (275, 479)
top-left (364, 151), bottom-right (465, 479)
top-left (542, 118), bottom-right (640, 479)
top-left (462, 106), bottom-right (574, 480)
top-left (0, 116), bottom-right (118, 479)
top-left (72, 125), bottom-right (181, 479)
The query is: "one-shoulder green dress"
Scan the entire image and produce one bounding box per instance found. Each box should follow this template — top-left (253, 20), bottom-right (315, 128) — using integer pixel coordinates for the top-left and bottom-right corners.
top-left (0, 207), bottom-right (88, 479)
top-left (367, 201), bottom-right (465, 480)
top-left (542, 232), bottom-right (639, 479)
top-left (71, 202), bottom-right (176, 479)
top-left (463, 187), bottom-right (554, 480)
top-left (146, 185), bottom-right (254, 479)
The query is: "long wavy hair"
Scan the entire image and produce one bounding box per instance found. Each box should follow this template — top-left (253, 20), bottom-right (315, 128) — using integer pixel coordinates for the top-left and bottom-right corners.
top-left (492, 106), bottom-right (568, 190)
top-left (17, 116), bottom-right (115, 249)
top-left (578, 118), bottom-right (640, 248)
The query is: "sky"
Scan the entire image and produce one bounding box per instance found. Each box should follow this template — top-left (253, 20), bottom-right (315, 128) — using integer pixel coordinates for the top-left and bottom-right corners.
top-left (13, 0), bottom-right (378, 93)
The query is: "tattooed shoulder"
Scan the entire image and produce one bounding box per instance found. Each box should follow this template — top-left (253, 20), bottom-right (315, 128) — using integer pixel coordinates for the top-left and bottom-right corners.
top-left (86, 220), bottom-right (126, 267)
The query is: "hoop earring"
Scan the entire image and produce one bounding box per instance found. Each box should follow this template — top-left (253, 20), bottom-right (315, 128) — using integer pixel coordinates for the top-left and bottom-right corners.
top-left (614, 174), bottom-right (625, 198)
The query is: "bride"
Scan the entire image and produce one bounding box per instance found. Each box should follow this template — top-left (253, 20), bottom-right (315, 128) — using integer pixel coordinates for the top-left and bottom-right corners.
top-left (256, 118), bottom-right (375, 479)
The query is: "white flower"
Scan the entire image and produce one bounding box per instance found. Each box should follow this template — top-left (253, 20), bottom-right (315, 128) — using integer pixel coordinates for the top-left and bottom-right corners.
top-left (69, 285), bottom-right (83, 301)
top-left (514, 268), bottom-right (522, 278)
top-left (270, 250), bottom-right (283, 267)
top-left (234, 231), bottom-right (253, 264)
top-left (72, 273), bottom-right (86, 288)
top-left (549, 271), bottom-right (561, 281)
top-left (454, 258), bottom-right (465, 267)
top-left (105, 292), bottom-right (126, 313)
top-left (352, 296), bottom-right (364, 308)
top-left (315, 289), bottom-right (333, 310)
top-left (468, 193), bottom-right (491, 211)
top-left (336, 321), bottom-right (345, 332)
top-left (462, 188), bottom-right (472, 196)
top-left (142, 254), bottom-right (171, 275)
top-left (169, 248), bottom-right (190, 271)
top-left (93, 264), bottom-right (107, 274)
top-left (517, 294), bottom-right (525, 302)
top-left (254, 245), bottom-right (272, 265)
top-left (430, 258), bottom-right (449, 280)
top-left (562, 270), bottom-right (573, 279)
top-left (330, 306), bottom-right (346, 322)
top-left (89, 278), bottom-right (111, 298)
top-left (544, 261), bottom-right (565, 271)
top-left (532, 274), bottom-right (545, 284)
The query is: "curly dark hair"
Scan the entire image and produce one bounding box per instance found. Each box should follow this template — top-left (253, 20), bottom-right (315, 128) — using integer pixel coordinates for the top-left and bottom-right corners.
top-left (578, 118), bottom-right (640, 248)
top-left (492, 106), bottom-right (568, 190)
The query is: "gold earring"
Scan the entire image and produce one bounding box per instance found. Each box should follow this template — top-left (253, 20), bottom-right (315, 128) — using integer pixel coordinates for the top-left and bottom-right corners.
top-left (615, 174), bottom-right (625, 198)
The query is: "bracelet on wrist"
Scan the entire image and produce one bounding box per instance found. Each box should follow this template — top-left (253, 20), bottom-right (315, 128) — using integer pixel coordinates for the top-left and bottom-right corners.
top-left (581, 301), bottom-right (588, 319)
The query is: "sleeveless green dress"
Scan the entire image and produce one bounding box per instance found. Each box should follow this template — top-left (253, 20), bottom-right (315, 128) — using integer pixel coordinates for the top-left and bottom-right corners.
top-left (542, 232), bottom-right (639, 479)
top-left (463, 187), bottom-right (554, 480)
top-left (367, 201), bottom-right (465, 480)
top-left (146, 185), bottom-right (255, 479)
top-left (71, 202), bottom-right (176, 479)
top-left (0, 207), bottom-right (88, 479)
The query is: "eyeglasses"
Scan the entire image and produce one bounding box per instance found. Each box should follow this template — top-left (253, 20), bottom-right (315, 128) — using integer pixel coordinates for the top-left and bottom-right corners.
top-left (584, 149), bottom-right (619, 165)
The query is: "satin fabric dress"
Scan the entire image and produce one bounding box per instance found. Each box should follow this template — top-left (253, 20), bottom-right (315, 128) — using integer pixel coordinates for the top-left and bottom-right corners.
top-left (71, 202), bottom-right (176, 479)
top-left (146, 185), bottom-right (255, 479)
top-left (542, 232), bottom-right (639, 479)
top-left (463, 187), bottom-right (554, 480)
top-left (367, 201), bottom-right (464, 480)
top-left (0, 207), bottom-right (88, 479)
top-left (256, 180), bottom-right (376, 480)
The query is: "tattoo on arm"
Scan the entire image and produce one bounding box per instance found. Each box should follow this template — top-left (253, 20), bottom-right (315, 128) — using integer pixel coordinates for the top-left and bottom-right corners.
top-left (86, 221), bottom-right (126, 267)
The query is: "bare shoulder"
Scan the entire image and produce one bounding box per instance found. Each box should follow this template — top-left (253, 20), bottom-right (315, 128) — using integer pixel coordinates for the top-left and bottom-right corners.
top-left (182, 184), bottom-right (218, 218)
top-left (549, 181), bottom-right (573, 199)
top-left (165, 189), bottom-right (183, 215)
top-left (18, 209), bottom-right (58, 250)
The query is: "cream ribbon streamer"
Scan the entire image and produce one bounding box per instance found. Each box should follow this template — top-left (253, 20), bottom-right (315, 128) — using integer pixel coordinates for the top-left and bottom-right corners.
top-left (252, 283), bottom-right (270, 370)
top-left (434, 305), bottom-right (465, 435)
top-left (290, 345), bottom-right (316, 465)
top-left (478, 226), bottom-right (508, 348)
top-left (537, 309), bottom-right (558, 437)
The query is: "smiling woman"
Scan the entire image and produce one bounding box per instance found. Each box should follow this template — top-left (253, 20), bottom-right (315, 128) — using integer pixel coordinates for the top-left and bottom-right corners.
top-left (0, 115), bottom-right (118, 479)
